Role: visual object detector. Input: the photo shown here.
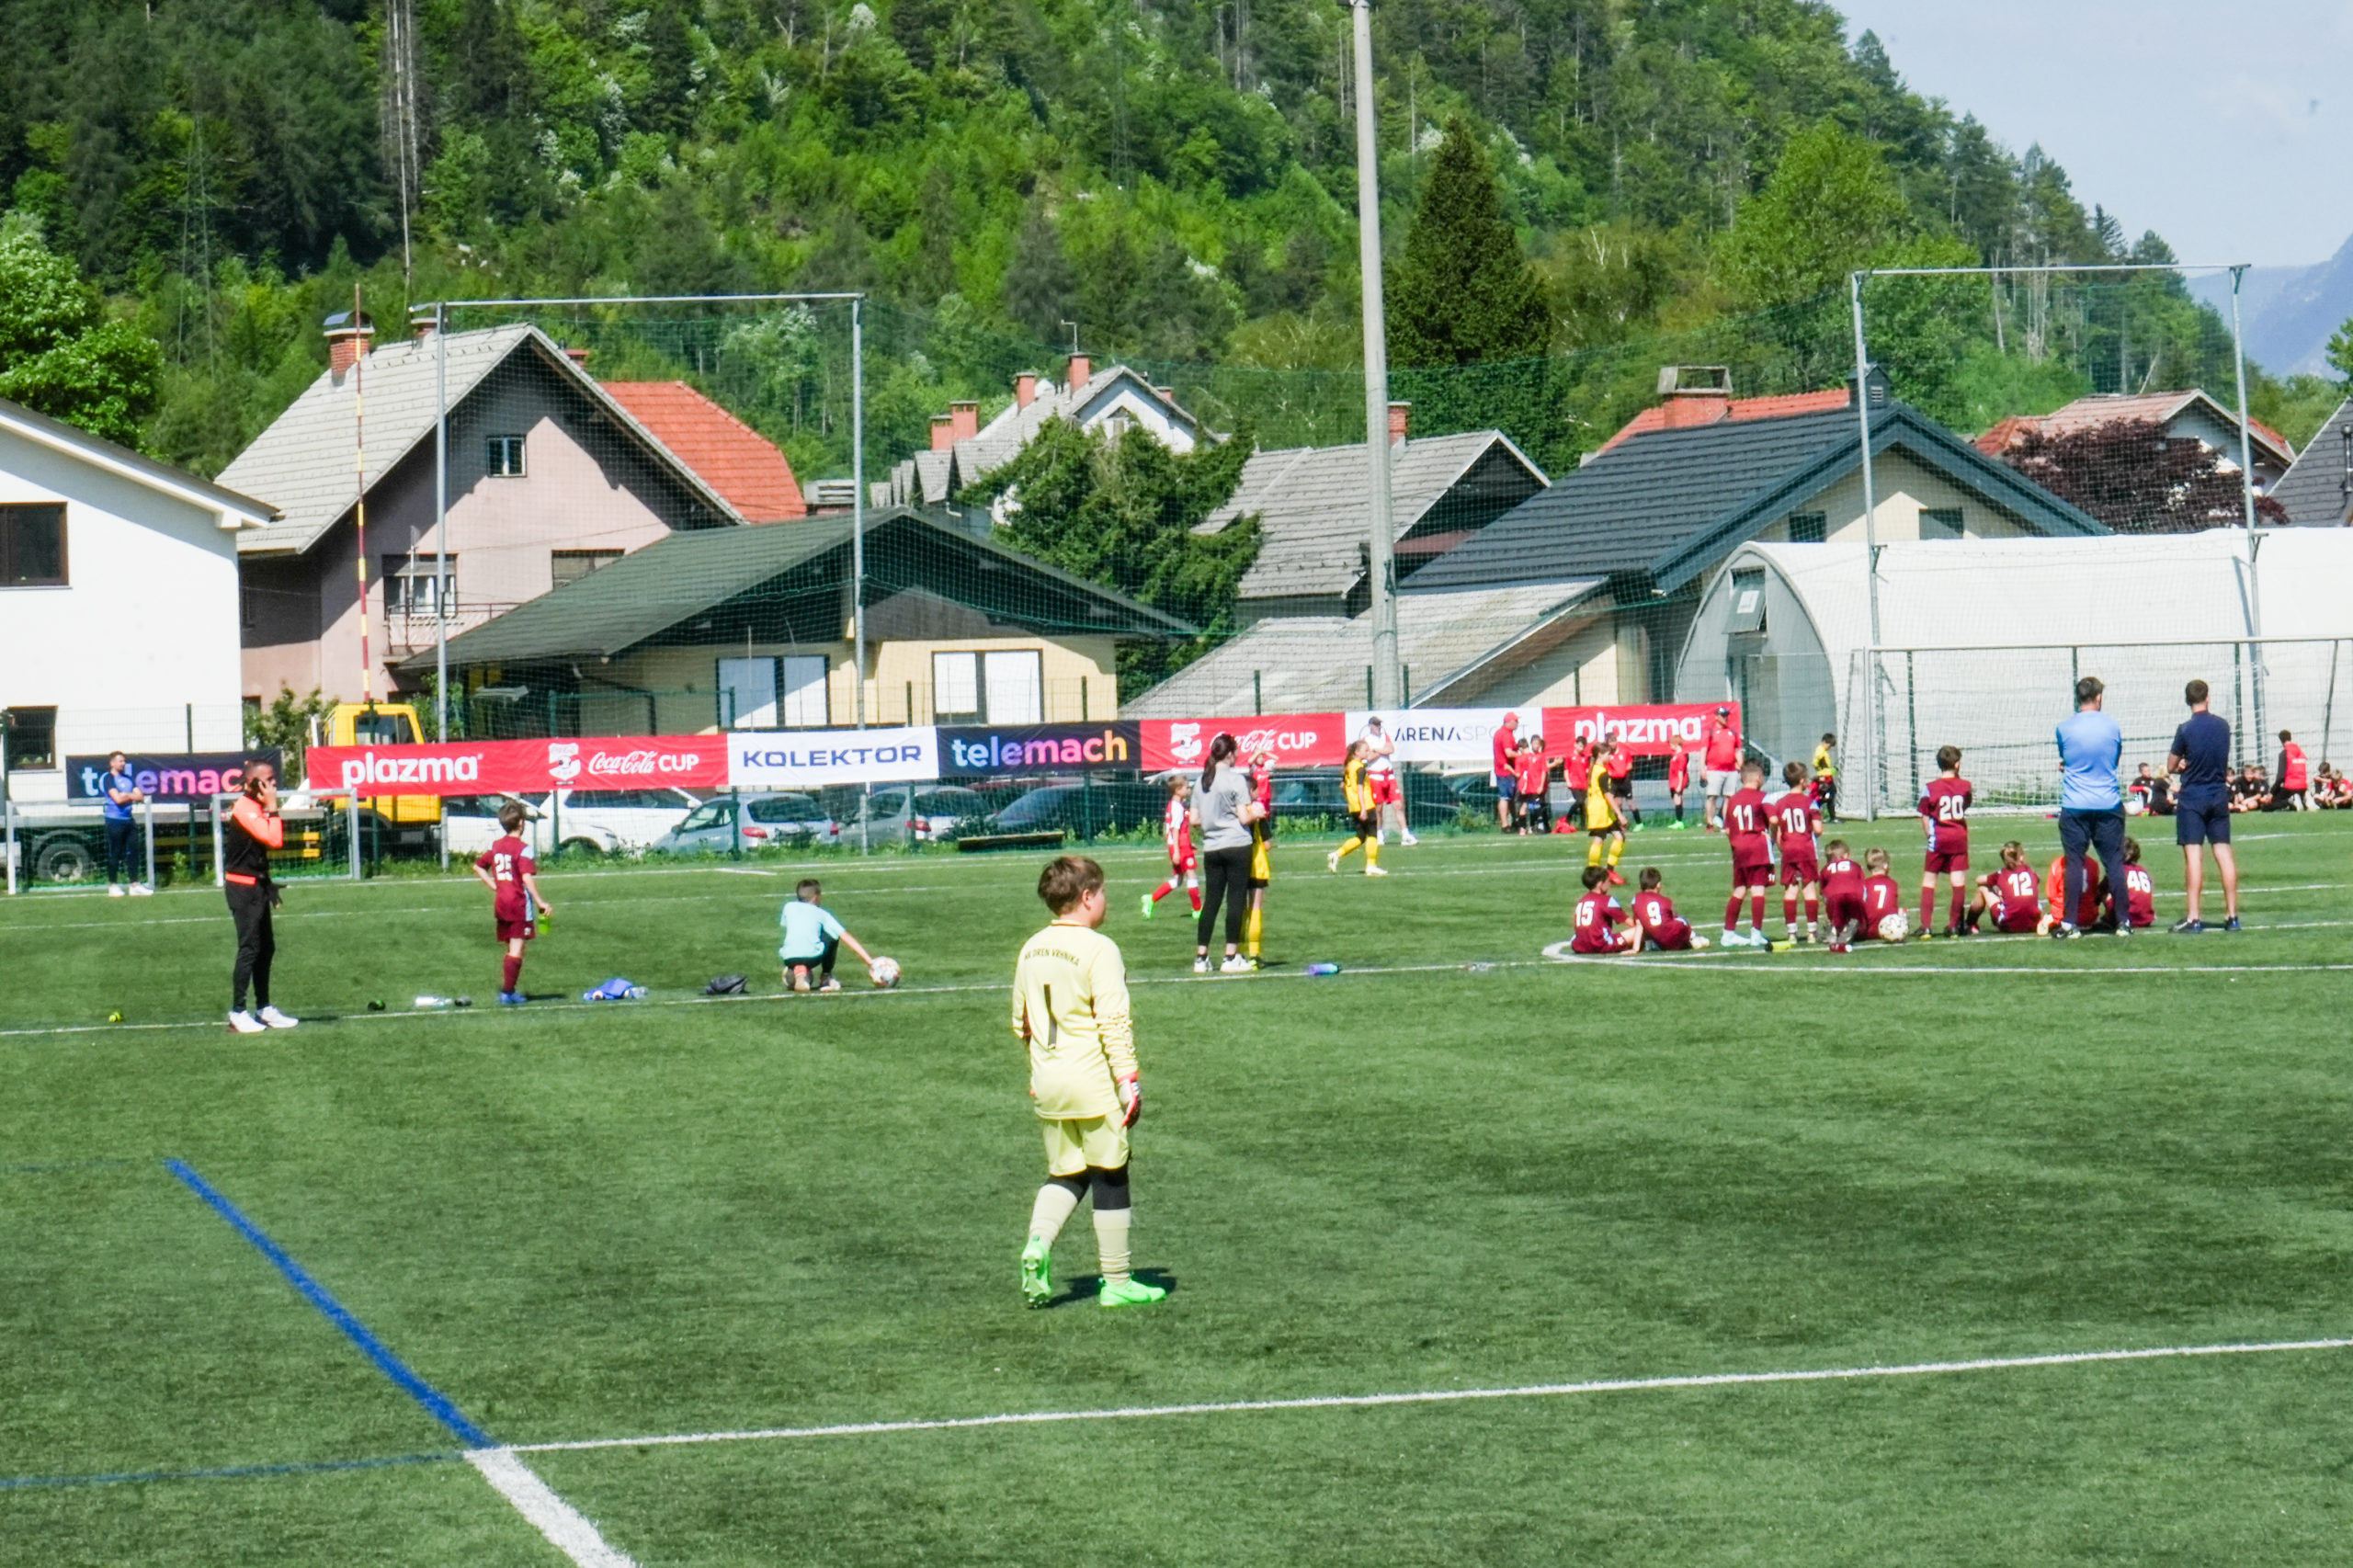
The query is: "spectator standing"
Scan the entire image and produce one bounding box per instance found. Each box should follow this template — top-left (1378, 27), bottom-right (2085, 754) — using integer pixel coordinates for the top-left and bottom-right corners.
top-left (99, 750), bottom-right (151, 896)
top-left (1191, 733), bottom-right (1264, 973)
top-left (1491, 712), bottom-right (1519, 831)
top-left (1700, 706), bottom-right (1742, 831)
top-left (223, 759), bottom-right (299, 1033)
top-left (2167, 679), bottom-right (2239, 931)
top-left (2278, 730), bottom-right (2310, 810)
top-left (2052, 676), bottom-right (2129, 938)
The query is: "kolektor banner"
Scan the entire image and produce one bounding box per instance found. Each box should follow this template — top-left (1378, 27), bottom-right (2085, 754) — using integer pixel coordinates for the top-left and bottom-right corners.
top-left (726, 726), bottom-right (939, 790)
top-left (68, 752), bottom-right (283, 803)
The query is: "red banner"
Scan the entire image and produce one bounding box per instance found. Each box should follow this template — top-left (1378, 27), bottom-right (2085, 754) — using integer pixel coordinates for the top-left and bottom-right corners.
top-left (305, 736), bottom-right (729, 796)
top-left (1541, 702), bottom-right (1742, 757)
top-left (1140, 714), bottom-right (1349, 771)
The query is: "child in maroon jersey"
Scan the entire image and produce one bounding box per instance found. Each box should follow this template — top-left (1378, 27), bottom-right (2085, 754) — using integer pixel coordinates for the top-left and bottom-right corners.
top-left (1721, 760), bottom-right (1775, 947)
top-left (1816, 839), bottom-right (1868, 950)
top-left (1771, 760), bottom-right (1822, 943)
top-left (472, 801), bottom-right (554, 1004)
top-left (1964, 841), bottom-right (2043, 935)
top-left (2120, 836), bottom-right (2157, 927)
top-left (1917, 744), bottom-right (1972, 937)
top-left (1569, 864), bottom-right (1631, 954)
top-left (1632, 866), bottom-right (1698, 950)
top-left (1862, 847), bottom-right (1905, 939)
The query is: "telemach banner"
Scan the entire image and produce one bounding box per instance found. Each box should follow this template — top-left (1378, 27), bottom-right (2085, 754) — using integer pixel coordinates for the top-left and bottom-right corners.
top-left (938, 722), bottom-right (1141, 777)
top-left (1540, 702), bottom-right (1743, 757)
top-left (68, 752), bottom-right (283, 803)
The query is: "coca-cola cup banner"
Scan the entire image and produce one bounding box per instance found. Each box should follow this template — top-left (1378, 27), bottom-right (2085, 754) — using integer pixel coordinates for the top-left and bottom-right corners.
top-left (306, 736), bottom-right (729, 796)
top-left (1541, 702), bottom-right (1743, 757)
top-left (1140, 715), bottom-right (1348, 771)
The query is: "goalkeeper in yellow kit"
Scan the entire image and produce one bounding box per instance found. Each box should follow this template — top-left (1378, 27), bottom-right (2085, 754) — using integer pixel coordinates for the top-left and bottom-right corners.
top-left (1014, 855), bottom-right (1166, 1309)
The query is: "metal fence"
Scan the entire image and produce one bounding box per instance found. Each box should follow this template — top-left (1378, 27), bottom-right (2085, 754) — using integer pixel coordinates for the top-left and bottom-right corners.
top-left (4, 796), bottom-right (363, 894)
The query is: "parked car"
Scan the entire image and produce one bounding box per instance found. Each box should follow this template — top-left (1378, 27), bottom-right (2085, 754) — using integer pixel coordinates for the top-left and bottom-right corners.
top-left (650, 792), bottom-right (840, 855)
top-left (1267, 770), bottom-right (1461, 830)
top-left (985, 780), bottom-right (1165, 839)
top-left (845, 784), bottom-right (994, 846)
top-left (440, 794), bottom-right (540, 860)
top-left (442, 788), bottom-right (699, 858)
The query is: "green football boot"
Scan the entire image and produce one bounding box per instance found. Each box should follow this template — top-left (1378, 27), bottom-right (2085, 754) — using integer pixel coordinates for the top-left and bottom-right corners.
top-left (1098, 1276), bottom-right (1167, 1309)
top-left (1139, 892), bottom-right (1155, 920)
top-left (1020, 1238), bottom-right (1052, 1307)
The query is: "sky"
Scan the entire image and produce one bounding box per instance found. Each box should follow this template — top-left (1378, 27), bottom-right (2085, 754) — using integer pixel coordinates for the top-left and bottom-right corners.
top-left (1838, 0), bottom-right (2353, 267)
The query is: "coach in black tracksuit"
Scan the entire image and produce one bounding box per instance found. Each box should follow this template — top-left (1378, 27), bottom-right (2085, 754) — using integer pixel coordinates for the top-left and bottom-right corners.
top-left (224, 761), bottom-right (297, 1034)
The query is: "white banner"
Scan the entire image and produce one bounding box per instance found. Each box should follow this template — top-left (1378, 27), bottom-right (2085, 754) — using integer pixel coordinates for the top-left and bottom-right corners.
top-left (1346, 709), bottom-right (1520, 765)
top-left (726, 726), bottom-right (941, 790)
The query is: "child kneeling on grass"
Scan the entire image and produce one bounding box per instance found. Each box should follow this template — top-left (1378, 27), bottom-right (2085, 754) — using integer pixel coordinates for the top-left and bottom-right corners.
top-left (779, 879), bottom-right (877, 994)
top-left (473, 801), bottom-right (554, 1006)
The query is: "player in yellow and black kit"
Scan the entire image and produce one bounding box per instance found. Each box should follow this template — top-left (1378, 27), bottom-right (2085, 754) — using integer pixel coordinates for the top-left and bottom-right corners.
top-left (1014, 855), bottom-right (1165, 1310)
top-left (1244, 748), bottom-right (1274, 960)
top-left (1586, 740), bottom-right (1628, 884)
top-left (1326, 740), bottom-right (1387, 876)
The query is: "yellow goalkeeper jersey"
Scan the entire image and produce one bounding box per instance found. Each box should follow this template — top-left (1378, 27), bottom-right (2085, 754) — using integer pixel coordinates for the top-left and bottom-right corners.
top-left (1012, 920), bottom-right (1138, 1120)
top-left (1342, 756), bottom-right (1375, 815)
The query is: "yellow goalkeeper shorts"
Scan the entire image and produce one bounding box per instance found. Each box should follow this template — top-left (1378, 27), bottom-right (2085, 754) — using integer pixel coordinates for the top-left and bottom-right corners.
top-left (1041, 1114), bottom-right (1129, 1176)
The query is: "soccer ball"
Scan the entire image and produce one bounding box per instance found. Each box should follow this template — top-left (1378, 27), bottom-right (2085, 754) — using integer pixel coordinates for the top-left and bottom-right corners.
top-left (869, 956), bottom-right (902, 989)
top-left (1876, 912), bottom-right (1911, 942)
top-left (1689, 934), bottom-right (1711, 950)
top-left (2123, 795), bottom-right (2146, 817)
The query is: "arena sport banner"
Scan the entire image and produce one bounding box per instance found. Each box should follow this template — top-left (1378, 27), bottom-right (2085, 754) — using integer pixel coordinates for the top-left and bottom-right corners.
top-left (938, 722), bottom-right (1141, 777)
top-left (1346, 709), bottom-right (1518, 765)
top-left (1540, 702), bottom-right (1742, 757)
top-left (68, 751), bottom-right (283, 804)
top-left (725, 725), bottom-right (940, 790)
top-left (1139, 715), bottom-right (1348, 771)
top-left (304, 736), bottom-right (729, 796)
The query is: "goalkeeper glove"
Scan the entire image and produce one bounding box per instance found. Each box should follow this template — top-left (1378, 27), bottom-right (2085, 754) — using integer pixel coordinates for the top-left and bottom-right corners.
top-left (1117, 1074), bottom-right (1142, 1127)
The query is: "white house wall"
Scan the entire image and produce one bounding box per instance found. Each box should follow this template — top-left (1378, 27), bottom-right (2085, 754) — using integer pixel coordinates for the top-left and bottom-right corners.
top-left (1753, 451), bottom-right (2029, 545)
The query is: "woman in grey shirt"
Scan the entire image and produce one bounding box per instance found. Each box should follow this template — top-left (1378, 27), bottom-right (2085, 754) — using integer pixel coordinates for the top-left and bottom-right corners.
top-left (1191, 733), bottom-right (1263, 973)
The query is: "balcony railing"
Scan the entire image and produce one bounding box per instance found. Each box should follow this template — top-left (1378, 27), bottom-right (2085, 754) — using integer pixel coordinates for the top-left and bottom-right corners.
top-left (386, 602), bottom-right (519, 655)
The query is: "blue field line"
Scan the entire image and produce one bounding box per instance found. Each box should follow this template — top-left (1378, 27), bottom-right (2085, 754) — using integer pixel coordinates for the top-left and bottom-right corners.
top-left (163, 1158), bottom-right (495, 1449)
top-left (0, 1449), bottom-right (454, 1492)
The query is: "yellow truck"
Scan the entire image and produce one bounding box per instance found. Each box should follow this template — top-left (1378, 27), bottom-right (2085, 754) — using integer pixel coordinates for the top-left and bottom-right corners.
top-left (317, 702), bottom-right (444, 848)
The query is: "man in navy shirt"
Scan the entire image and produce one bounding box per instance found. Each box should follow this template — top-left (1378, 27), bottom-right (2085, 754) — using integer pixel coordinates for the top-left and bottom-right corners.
top-left (99, 750), bottom-right (150, 897)
top-left (2166, 678), bottom-right (2239, 932)
top-left (2052, 676), bottom-right (2127, 937)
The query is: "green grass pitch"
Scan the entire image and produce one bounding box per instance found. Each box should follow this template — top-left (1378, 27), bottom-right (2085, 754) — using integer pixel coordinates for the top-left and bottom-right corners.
top-left (5, 816), bottom-right (2353, 1564)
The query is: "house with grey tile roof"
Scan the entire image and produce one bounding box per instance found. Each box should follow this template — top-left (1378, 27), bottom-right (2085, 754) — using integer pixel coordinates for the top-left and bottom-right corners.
top-left (222, 320), bottom-right (741, 703)
top-left (2267, 395), bottom-right (2353, 527)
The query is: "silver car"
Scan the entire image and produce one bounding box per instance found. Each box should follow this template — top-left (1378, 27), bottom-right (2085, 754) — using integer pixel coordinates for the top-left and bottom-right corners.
top-left (651, 792), bottom-right (841, 854)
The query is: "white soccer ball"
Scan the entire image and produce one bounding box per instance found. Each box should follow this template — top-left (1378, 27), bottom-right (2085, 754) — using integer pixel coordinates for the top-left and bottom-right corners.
top-left (1690, 933), bottom-right (1711, 949)
top-left (869, 956), bottom-right (901, 989)
top-left (1876, 912), bottom-right (1910, 942)
top-left (2124, 796), bottom-right (2146, 816)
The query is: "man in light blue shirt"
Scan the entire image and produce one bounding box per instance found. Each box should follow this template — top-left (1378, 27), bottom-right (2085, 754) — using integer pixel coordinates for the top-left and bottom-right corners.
top-left (2052, 676), bottom-right (2127, 937)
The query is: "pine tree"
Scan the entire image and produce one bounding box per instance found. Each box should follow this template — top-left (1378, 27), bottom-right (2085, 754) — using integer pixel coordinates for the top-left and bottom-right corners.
top-left (1386, 119), bottom-right (1551, 368)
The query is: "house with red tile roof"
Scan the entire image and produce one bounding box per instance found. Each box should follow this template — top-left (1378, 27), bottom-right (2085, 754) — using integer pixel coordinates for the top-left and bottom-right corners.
top-left (1973, 390), bottom-right (2295, 493)
top-left (598, 381), bottom-right (807, 523)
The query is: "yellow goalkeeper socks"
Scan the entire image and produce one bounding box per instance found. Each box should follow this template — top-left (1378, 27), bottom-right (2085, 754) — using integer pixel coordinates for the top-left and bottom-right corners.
top-left (1093, 1208), bottom-right (1131, 1287)
top-left (1244, 906), bottom-right (1262, 958)
top-left (1606, 835), bottom-right (1624, 869)
top-left (1336, 836), bottom-right (1363, 863)
top-left (1586, 837), bottom-right (1603, 868)
top-left (1028, 1181), bottom-right (1081, 1247)
top-left (1364, 841), bottom-right (1380, 869)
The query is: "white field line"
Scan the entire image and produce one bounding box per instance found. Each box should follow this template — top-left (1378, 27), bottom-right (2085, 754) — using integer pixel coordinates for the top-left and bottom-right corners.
top-left (466, 1449), bottom-right (639, 1568)
top-left (497, 1335), bottom-right (2353, 1457)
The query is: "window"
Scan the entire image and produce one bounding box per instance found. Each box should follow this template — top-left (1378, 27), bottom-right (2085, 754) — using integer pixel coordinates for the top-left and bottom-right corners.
top-left (1728, 569), bottom-right (1768, 634)
top-left (933, 652), bottom-right (980, 722)
top-left (382, 554), bottom-right (454, 615)
top-left (0, 504), bottom-right (66, 586)
top-left (4, 706), bottom-right (58, 770)
top-left (718, 656), bottom-right (779, 729)
top-left (780, 655), bottom-right (829, 728)
top-left (551, 549), bottom-right (621, 587)
top-left (676, 801), bottom-right (734, 834)
top-left (486, 435), bottom-right (527, 477)
top-left (1788, 511), bottom-right (1826, 544)
top-left (1921, 507), bottom-right (1964, 540)
top-left (983, 650), bottom-right (1044, 724)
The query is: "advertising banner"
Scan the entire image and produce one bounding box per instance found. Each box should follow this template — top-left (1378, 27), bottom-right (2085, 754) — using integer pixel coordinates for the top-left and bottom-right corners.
top-left (726, 726), bottom-right (940, 790)
top-left (1540, 702), bottom-right (1742, 757)
top-left (304, 736), bottom-right (727, 797)
top-left (1139, 714), bottom-right (1348, 771)
top-left (1345, 709), bottom-right (1518, 765)
top-left (69, 751), bottom-right (283, 804)
top-left (938, 722), bottom-right (1142, 777)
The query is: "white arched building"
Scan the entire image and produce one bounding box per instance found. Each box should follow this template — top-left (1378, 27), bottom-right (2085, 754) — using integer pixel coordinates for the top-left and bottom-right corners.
top-left (1674, 530), bottom-right (2353, 811)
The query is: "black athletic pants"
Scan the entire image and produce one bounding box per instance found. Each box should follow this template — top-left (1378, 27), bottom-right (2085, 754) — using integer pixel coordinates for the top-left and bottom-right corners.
top-left (104, 817), bottom-right (137, 883)
top-left (783, 935), bottom-right (840, 979)
top-left (1197, 845), bottom-right (1251, 949)
top-left (2059, 808), bottom-right (2126, 928)
top-left (227, 880), bottom-right (276, 1011)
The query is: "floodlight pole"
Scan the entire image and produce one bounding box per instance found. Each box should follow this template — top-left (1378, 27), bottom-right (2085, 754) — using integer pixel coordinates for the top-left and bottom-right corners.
top-left (2230, 266), bottom-right (2258, 533)
top-left (852, 296), bottom-right (870, 856)
top-left (1347, 0), bottom-right (1401, 711)
top-left (433, 301), bottom-right (449, 868)
top-left (1850, 269), bottom-right (1881, 822)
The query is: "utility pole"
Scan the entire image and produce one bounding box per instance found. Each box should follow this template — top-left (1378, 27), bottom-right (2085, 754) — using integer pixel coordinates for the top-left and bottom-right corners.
top-left (1849, 270), bottom-right (1880, 821)
top-left (1346, 0), bottom-right (1401, 710)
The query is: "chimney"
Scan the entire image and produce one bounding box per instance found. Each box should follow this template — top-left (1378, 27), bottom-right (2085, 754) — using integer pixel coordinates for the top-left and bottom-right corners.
top-left (324, 310), bottom-right (374, 379)
top-left (949, 400), bottom-right (980, 443)
top-left (930, 414), bottom-right (956, 452)
top-left (408, 308), bottom-right (438, 343)
top-left (1154, 385), bottom-right (1176, 403)
top-left (1065, 352), bottom-right (1091, 388)
top-left (1014, 370), bottom-right (1039, 410)
top-left (563, 347), bottom-right (591, 367)
top-left (1388, 401), bottom-right (1412, 445)
top-left (1656, 364), bottom-right (1731, 429)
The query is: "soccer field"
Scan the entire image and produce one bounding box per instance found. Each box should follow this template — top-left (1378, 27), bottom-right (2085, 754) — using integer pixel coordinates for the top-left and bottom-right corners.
top-left (6, 819), bottom-right (2353, 1565)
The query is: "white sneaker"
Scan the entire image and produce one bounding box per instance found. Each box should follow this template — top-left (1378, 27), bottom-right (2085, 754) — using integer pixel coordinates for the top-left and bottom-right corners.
top-left (1364, 864), bottom-right (1390, 877)
top-left (1192, 957), bottom-right (1211, 974)
top-left (108, 884), bottom-right (125, 897)
top-left (1326, 849), bottom-right (1341, 874)
top-left (257, 1006), bottom-right (300, 1030)
top-left (129, 884), bottom-right (153, 897)
top-left (227, 1010), bottom-right (266, 1034)
top-left (1220, 955), bottom-right (1256, 974)
top-left (1401, 832), bottom-right (1420, 846)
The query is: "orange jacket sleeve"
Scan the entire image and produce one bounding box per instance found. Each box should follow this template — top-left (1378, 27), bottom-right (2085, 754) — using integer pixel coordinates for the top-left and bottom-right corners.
top-left (232, 796), bottom-right (285, 848)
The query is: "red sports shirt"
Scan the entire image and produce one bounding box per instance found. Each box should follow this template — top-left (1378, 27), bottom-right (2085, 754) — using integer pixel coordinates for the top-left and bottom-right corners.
top-left (1820, 854), bottom-right (1865, 902)
top-left (478, 836), bottom-right (535, 923)
top-left (1491, 722), bottom-right (1518, 778)
top-left (1918, 777), bottom-right (1972, 855)
top-left (1164, 794), bottom-right (1191, 855)
top-left (1770, 790), bottom-right (1818, 852)
top-left (1990, 865), bottom-right (2040, 919)
top-left (2124, 865), bottom-right (2155, 926)
top-left (1571, 890), bottom-right (1626, 952)
top-left (1703, 720), bottom-right (1741, 770)
top-left (1632, 891), bottom-right (1679, 935)
top-left (1564, 744), bottom-right (1591, 791)
top-left (1517, 752), bottom-right (1550, 796)
top-left (1606, 749), bottom-right (1631, 782)
top-left (1666, 747), bottom-right (1689, 790)
top-left (2045, 856), bottom-right (2104, 926)
top-left (1864, 874), bottom-right (1903, 926)
top-left (1723, 787), bottom-right (1771, 857)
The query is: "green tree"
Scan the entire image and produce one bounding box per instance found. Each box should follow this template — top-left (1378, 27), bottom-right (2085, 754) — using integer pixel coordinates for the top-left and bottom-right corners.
top-left (0, 222), bottom-right (162, 448)
top-left (2327, 314), bottom-right (2353, 384)
top-left (1720, 121), bottom-right (1912, 308)
top-left (1388, 119), bottom-right (1551, 368)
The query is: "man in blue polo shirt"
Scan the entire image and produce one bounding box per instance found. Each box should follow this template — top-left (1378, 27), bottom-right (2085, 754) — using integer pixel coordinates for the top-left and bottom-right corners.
top-left (99, 750), bottom-right (151, 897)
top-left (2166, 677), bottom-right (2239, 932)
top-left (2052, 676), bottom-right (2128, 937)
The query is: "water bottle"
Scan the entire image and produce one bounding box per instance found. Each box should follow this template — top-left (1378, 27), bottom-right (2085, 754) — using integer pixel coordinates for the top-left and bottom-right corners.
top-left (1305, 962), bottom-right (1342, 977)
top-left (623, 985), bottom-right (649, 1001)
top-left (414, 995), bottom-right (453, 1010)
